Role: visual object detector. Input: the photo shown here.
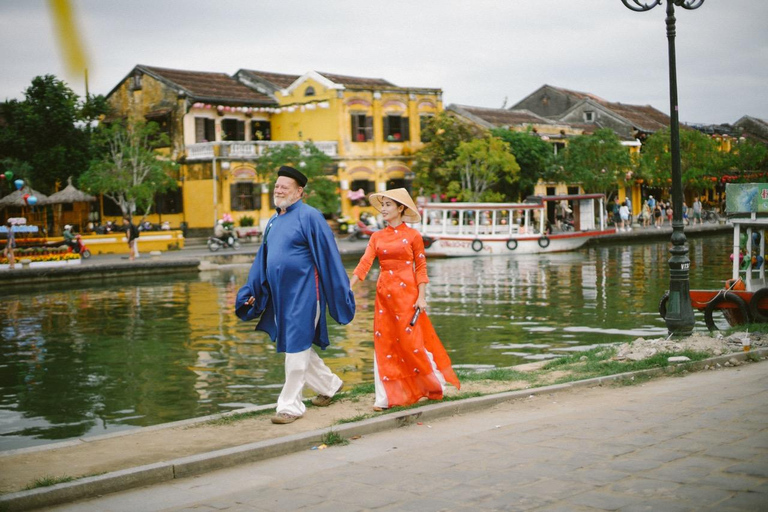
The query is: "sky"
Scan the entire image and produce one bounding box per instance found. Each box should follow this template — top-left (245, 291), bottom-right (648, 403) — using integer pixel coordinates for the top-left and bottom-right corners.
top-left (1, 0), bottom-right (766, 126)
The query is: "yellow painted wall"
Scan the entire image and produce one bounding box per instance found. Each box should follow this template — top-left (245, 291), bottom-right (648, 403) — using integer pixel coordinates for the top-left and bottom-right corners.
top-left (49, 231), bottom-right (185, 255)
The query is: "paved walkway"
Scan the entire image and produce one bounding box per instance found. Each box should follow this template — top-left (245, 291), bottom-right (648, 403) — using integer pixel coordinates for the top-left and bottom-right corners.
top-left (48, 362), bottom-right (767, 511)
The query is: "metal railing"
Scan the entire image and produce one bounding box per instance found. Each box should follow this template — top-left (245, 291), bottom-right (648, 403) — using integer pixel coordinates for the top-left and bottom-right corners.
top-left (186, 141), bottom-right (338, 160)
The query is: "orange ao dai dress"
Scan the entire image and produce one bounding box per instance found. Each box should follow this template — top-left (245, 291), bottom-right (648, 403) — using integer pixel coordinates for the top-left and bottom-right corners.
top-left (353, 224), bottom-right (460, 407)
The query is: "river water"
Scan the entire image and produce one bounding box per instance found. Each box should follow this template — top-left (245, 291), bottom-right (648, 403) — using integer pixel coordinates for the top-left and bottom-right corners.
top-left (0, 234), bottom-right (732, 450)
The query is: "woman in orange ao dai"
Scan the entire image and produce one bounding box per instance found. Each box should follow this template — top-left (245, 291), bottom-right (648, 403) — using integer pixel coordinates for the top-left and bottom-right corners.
top-left (350, 188), bottom-right (460, 410)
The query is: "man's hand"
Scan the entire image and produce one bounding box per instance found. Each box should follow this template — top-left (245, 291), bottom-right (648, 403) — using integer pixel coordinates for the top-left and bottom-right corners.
top-left (245, 296), bottom-right (255, 306)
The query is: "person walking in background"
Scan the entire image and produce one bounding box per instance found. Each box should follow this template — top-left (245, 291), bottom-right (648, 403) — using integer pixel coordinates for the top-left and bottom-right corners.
top-left (350, 188), bottom-right (460, 411)
top-left (693, 196), bottom-right (703, 225)
top-left (642, 201), bottom-right (651, 227)
top-left (682, 202), bottom-right (689, 225)
top-left (647, 195), bottom-right (656, 227)
top-left (3, 219), bottom-right (16, 269)
top-left (123, 217), bottom-right (139, 261)
top-left (654, 203), bottom-right (662, 229)
top-left (236, 166), bottom-right (355, 425)
top-left (619, 201), bottom-right (630, 232)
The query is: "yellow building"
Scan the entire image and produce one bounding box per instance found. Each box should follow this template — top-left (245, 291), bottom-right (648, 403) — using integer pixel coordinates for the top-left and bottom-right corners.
top-left (105, 65), bottom-right (442, 233)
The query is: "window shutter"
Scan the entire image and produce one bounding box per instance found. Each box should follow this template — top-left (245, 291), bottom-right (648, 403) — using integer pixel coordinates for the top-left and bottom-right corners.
top-left (205, 119), bottom-right (215, 141)
top-left (365, 116), bottom-right (373, 141)
top-left (351, 114), bottom-right (359, 141)
top-left (383, 116), bottom-right (390, 139)
top-left (402, 117), bottom-right (410, 141)
top-left (195, 118), bottom-right (206, 142)
top-left (236, 120), bottom-right (245, 141)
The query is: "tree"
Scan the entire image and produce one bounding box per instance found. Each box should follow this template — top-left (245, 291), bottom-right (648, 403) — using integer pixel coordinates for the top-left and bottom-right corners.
top-left (0, 75), bottom-right (108, 194)
top-left (253, 142), bottom-right (337, 216)
top-left (638, 127), bottom-right (723, 193)
top-left (561, 128), bottom-right (633, 200)
top-left (412, 112), bottom-right (486, 197)
top-left (79, 120), bottom-right (178, 218)
top-left (723, 138), bottom-right (768, 177)
top-left (491, 127), bottom-right (554, 200)
top-left (450, 136), bottom-right (520, 202)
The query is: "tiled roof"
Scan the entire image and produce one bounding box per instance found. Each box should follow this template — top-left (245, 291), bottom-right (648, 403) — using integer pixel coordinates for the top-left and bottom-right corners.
top-left (603, 102), bottom-right (669, 132)
top-left (140, 65), bottom-right (275, 105)
top-left (548, 85), bottom-right (670, 132)
top-left (316, 72), bottom-right (396, 88)
top-left (549, 85), bottom-right (607, 103)
top-left (454, 105), bottom-right (552, 126)
top-left (237, 70), bottom-right (301, 89)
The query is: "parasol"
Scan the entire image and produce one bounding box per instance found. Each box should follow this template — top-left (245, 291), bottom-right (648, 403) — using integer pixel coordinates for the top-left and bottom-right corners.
top-left (0, 187), bottom-right (49, 209)
top-left (42, 177), bottom-right (96, 204)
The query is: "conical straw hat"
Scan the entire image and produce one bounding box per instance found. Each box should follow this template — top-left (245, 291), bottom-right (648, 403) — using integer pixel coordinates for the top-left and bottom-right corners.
top-left (368, 188), bottom-right (421, 223)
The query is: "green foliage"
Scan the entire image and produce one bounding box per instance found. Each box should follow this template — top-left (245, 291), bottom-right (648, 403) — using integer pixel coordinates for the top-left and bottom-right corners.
top-left (79, 120), bottom-right (178, 218)
top-left (320, 429), bottom-right (349, 446)
top-left (238, 215), bottom-right (255, 227)
top-left (560, 128), bottom-right (633, 200)
top-left (456, 368), bottom-right (535, 382)
top-left (723, 138), bottom-right (768, 175)
top-left (412, 112), bottom-right (487, 197)
top-left (638, 128), bottom-right (723, 192)
top-left (24, 474), bottom-right (75, 490)
top-left (253, 142), bottom-right (337, 215)
top-left (452, 136), bottom-right (520, 202)
top-left (491, 128), bottom-right (555, 200)
top-left (0, 75), bottom-right (109, 194)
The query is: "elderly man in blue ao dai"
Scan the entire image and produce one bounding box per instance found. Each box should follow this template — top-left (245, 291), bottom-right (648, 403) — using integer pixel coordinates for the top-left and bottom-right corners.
top-left (235, 166), bottom-right (355, 424)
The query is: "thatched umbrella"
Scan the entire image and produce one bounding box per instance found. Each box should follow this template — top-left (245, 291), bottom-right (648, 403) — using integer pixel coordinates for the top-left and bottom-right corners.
top-left (0, 186), bottom-right (49, 209)
top-left (41, 178), bottom-right (97, 234)
top-left (42, 177), bottom-right (96, 204)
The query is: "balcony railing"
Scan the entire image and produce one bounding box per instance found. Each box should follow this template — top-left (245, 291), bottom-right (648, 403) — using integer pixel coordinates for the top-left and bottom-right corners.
top-left (186, 141), bottom-right (338, 161)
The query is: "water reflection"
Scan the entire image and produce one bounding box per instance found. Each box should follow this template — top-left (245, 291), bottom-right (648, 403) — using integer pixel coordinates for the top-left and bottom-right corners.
top-left (0, 235), bottom-right (732, 449)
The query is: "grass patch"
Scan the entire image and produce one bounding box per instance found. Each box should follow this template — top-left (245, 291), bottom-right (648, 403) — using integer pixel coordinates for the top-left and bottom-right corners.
top-left (456, 368), bottom-right (535, 382)
top-left (24, 475), bottom-right (75, 490)
top-left (194, 408), bottom-right (273, 427)
top-left (722, 323), bottom-right (768, 335)
top-left (336, 413), bottom-right (373, 425)
top-left (746, 352), bottom-right (762, 363)
top-left (339, 382), bottom-right (376, 399)
top-left (611, 373), bottom-right (656, 387)
top-left (320, 429), bottom-right (348, 446)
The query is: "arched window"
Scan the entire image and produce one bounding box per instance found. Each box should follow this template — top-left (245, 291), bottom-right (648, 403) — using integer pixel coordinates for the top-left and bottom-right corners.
top-left (305, 86), bottom-right (316, 97)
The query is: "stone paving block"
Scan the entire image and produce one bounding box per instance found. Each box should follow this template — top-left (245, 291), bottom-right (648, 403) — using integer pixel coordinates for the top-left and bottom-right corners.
top-left (608, 476), bottom-right (680, 497)
top-left (559, 467), bottom-right (630, 486)
top-left (714, 490), bottom-right (768, 511)
top-left (640, 465), bottom-right (711, 484)
top-left (724, 461), bottom-right (768, 479)
top-left (477, 490), bottom-right (558, 511)
top-left (695, 471), bottom-right (766, 493)
top-left (653, 437), bottom-right (711, 453)
top-left (604, 458), bottom-right (664, 473)
top-left (668, 483), bottom-right (734, 508)
top-left (470, 467), bottom-right (542, 490)
top-left (629, 447), bottom-right (689, 463)
top-left (334, 484), bottom-right (420, 508)
top-left (513, 477), bottom-right (598, 500)
top-left (225, 489), bottom-right (326, 512)
top-left (565, 490), bottom-right (641, 510)
top-left (427, 482), bottom-right (500, 504)
top-left (378, 496), bottom-right (459, 512)
top-left (616, 498), bottom-right (700, 511)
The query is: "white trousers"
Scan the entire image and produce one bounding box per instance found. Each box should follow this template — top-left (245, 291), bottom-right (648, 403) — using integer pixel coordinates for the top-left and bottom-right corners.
top-left (372, 350), bottom-right (446, 409)
top-left (277, 347), bottom-right (342, 416)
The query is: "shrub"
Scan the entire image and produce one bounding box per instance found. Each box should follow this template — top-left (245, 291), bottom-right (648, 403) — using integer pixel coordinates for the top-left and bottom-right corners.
top-left (239, 215), bottom-right (255, 227)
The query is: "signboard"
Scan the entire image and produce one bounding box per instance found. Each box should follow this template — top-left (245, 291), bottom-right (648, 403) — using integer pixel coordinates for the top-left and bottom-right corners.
top-left (724, 183), bottom-right (768, 213)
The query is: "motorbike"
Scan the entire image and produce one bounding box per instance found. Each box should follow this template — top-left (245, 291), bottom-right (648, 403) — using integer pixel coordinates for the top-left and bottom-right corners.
top-left (351, 219), bottom-right (380, 240)
top-left (67, 234), bottom-right (91, 259)
top-left (207, 234), bottom-right (241, 251)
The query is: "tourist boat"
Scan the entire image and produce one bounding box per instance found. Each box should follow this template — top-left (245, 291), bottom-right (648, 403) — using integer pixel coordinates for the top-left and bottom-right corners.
top-left (416, 193), bottom-right (616, 257)
top-left (684, 217), bottom-right (768, 330)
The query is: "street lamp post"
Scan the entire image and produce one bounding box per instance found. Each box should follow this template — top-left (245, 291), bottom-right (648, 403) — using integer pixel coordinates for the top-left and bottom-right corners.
top-left (621, 0), bottom-right (703, 336)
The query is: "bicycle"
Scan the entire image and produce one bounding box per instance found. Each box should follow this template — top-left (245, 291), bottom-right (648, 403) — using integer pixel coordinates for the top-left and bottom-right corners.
top-left (702, 209), bottom-right (720, 223)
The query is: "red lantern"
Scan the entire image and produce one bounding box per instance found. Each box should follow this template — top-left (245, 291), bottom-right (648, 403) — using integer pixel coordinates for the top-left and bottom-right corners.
top-left (23, 193), bottom-right (30, 204)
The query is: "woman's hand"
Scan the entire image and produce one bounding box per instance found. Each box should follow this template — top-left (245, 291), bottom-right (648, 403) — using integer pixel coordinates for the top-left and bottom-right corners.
top-left (350, 275), bottom-right (360, 289)
top-left (415, 296), bottom-right (428, 313)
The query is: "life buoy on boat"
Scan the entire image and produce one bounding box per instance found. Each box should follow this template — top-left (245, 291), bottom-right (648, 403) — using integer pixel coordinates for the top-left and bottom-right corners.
top-left (471, 239), bottom-right (483, 252)
top-left (704, 291), bottom-right (750, 331)
top-left (422, 235), bottom-right (434, 249)
top-left (658, 291), bottom-right (669, 319)
top-left (538, 236), bottom-right (550, 248)
top-left (749, 287), bottom-right (768, 323)
top-left (506, 239), bottom-right (518, 251)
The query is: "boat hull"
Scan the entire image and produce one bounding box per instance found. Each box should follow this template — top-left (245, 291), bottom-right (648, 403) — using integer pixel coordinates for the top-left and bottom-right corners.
top-left (423, 230), bottom-right (615, 257)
